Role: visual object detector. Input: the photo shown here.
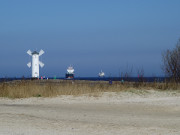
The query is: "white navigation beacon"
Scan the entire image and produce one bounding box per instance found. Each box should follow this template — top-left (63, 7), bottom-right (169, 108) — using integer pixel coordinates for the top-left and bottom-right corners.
top-left (27, 49), bottom-right (45, 78)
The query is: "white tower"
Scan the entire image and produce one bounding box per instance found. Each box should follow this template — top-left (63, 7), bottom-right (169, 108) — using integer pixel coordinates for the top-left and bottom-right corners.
top-left (27, 49), bottom-right (45, 78)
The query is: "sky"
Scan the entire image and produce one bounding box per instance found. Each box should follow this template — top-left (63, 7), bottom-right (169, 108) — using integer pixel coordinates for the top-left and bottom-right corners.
top-left (0, 0), bottom-right (180, 77)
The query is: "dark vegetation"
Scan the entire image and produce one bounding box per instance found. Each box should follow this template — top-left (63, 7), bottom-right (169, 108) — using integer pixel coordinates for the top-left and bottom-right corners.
top-left (162, 38), bottom-right (180, 82)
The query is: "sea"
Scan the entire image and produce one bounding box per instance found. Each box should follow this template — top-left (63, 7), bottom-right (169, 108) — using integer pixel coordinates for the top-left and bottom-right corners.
top-left (0, 77), bottom-right (166, 83)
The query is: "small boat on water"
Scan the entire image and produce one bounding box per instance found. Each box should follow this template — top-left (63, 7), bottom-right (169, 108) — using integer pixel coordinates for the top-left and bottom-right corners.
top-left (98, 70), bottom-right (105, 77)
top-left (65, 65), bottom-right (74, 79)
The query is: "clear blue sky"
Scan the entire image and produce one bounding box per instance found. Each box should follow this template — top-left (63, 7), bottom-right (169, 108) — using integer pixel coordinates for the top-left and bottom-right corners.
top-left (0, 0), bottom-right (180, 77)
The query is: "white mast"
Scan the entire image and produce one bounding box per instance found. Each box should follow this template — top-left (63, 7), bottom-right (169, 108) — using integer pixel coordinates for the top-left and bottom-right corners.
top-left (27, 49), bottom-right (45, 78)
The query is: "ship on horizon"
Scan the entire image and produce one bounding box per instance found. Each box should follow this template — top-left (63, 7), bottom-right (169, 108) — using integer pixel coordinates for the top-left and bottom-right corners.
top-left (65, 65), bottom-right (74, 79)
top-left (98, 70), bottom-right (105, 77)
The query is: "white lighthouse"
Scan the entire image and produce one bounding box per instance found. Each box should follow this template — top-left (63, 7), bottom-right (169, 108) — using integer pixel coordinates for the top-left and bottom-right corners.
top-left (27, 49), bottom-right (45, 78)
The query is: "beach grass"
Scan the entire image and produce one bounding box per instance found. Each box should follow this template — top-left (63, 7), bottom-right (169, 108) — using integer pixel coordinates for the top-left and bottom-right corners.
top-left (0, 80), bottom-right (179, 98)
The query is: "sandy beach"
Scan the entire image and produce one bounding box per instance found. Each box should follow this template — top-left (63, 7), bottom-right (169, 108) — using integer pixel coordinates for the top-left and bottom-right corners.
top-left (0, 90), bottom-right (180, 135)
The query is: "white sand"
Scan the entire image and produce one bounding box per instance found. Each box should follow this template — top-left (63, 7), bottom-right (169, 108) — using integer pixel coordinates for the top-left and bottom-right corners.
top-left (0, 90), bottom-right (180, 135)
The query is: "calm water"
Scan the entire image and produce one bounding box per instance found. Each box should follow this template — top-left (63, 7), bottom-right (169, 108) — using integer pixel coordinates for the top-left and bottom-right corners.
top-left (0, 77), bottom-right (166, 82)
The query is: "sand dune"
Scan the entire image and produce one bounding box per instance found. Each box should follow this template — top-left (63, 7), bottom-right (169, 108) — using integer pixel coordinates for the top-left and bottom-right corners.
top-left (0, 90), bottom-right (180, 135)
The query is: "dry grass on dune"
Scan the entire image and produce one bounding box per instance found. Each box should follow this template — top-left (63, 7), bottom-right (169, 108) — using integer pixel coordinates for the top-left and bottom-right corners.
top-left (0, 80), bottom-right (179, 98)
